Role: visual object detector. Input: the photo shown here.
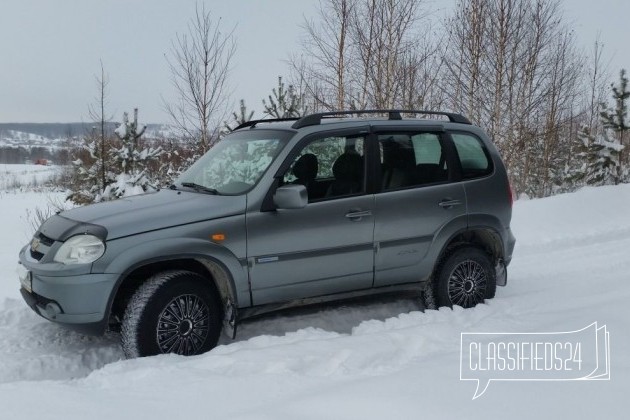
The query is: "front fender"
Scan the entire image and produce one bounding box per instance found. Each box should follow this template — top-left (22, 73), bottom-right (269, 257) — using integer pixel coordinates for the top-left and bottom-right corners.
top-left (99, 237), bottom-right (249, 308)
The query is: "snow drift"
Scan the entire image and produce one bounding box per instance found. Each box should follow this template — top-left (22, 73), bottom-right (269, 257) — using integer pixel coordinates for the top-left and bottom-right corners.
top-left (0, 184), bottom-right (628, 419)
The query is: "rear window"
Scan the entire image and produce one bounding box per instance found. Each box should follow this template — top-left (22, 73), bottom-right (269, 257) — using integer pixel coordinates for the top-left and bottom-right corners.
top-left (451, 132), bottom-right (492, 179)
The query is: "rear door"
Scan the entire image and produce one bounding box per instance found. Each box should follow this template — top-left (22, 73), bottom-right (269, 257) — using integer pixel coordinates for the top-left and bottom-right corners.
top-left (372, 128), bottom-right (467, 287)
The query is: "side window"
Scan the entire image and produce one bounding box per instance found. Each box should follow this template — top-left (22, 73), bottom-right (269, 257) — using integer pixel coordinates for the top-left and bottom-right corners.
top-left (412, 133), bottom-right (443, 165)
top-left (451, 132), bottom-right (492, 179)
top-left (283, 135), bottom-right (365, 201)
top-left (379, 133), bottom-right (449, 191)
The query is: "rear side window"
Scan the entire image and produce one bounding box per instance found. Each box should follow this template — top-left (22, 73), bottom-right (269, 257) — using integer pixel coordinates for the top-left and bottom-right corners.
top-left (451, 132), bottom-right (492, 179)
top-left (379, 132), bottom-right (449, 191)
top-left (411, 133), bottom-right (442, 164)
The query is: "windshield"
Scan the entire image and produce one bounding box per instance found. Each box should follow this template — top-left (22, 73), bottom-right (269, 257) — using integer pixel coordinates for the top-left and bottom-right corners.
top-left (176, 130), bottom-right (293, 195)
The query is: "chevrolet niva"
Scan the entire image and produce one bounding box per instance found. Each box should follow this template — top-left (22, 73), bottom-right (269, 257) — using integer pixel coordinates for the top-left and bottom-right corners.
top-left (18, 110), bottom-right (515, 357)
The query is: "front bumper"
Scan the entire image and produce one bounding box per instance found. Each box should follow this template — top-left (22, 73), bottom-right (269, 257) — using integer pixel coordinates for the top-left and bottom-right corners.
top-left (20, 287), bottom-right (108, 335)
top-left (19, 247), bottom-right (118, 335)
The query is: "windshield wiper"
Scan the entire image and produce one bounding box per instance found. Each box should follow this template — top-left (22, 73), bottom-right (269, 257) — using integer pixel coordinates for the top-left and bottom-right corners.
top-left (181, 182), bottom-right (219, 195)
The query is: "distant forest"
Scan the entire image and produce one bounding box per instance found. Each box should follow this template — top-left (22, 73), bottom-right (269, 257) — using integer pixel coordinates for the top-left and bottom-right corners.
top-left (0, 122), bottom-right (99, 139)
top-left (0, 123), bottom-right (167, 165)
top-left (0, 122), bottom-right (164, 140)
top-left (0, 146), bottom-right (68, 165)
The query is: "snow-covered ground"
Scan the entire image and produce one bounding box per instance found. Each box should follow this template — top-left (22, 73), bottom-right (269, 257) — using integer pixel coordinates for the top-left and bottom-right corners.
top-left (0, 180), bottom-right (628, 419)
top-left (0, 163), bottom-right (62, 191)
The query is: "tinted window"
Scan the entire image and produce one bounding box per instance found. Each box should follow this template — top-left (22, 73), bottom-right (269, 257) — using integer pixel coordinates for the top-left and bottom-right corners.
top-left (412, 133), bottom-right (442, 164)
top-left (451, 132), bottom-right (491, 179)
top-left (283, 135), bottom-right (365, 201)
top-left (379, 133), bottom-right (449, 191)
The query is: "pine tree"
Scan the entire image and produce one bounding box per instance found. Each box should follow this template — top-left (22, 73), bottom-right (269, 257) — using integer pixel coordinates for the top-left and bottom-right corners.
top-left (67, 64), bottom-right (114, 205)
top-left (262, 76), bottom-right (308, 118)
top-left (571, 125), bottom-right (622, 186)
top-left (233, 99), bottom-right (254, 126)
top-left (223, 99), bottom-right (254, 134)
top-left (599, 69), bottom-right (630, 180)
top-left (103, 109), bottom-right (164, 200)
top-left (66, 129), bottom-right (113, 205)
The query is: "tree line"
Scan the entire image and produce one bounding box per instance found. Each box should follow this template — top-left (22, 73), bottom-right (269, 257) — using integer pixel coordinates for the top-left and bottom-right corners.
top-left (282, 0), bottom-right (629, 197)
top-left (66, 0), bottom-right (629, 204)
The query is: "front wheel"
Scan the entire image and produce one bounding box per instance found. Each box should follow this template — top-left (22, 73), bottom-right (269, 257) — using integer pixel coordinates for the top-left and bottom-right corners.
top-left (435, 248), bottom-right (496, 308)
top-left (121, 270), bottom-right (222, 358)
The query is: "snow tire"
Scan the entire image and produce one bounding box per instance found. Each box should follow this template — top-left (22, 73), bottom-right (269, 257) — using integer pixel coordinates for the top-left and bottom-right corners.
top-left (121, 270), bottom-right (222, 358)
top-left (435, 247), bottom-right (496, 308)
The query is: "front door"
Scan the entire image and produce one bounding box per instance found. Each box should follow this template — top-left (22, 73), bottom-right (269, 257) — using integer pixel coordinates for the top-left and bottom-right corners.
top-left (247, 131), bottom-right (375, 305)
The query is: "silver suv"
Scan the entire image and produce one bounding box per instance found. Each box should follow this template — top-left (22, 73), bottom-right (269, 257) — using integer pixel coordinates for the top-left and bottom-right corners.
top-left (18, 110), bottom-right (515, 357)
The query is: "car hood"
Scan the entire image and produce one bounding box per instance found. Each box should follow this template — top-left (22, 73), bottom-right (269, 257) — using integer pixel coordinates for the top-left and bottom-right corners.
top-left (40, 189), bottom-right (247, 241)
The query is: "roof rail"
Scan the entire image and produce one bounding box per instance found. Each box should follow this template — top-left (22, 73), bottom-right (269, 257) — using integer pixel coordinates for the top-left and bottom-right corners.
top-left (234, 117), bottom-right (300, 131)
top-left (291, 109), bottom-right (471, 129)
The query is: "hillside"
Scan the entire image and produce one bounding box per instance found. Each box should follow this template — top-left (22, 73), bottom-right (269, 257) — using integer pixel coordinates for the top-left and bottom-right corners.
top-left (0, 123), bottom-right (176, 164)
top-left (0, 122), bottom-right (175, 146)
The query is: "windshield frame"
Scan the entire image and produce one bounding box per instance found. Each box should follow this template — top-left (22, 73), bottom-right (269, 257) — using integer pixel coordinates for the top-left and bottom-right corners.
top-left (175, 129), bottom-right (295, 196)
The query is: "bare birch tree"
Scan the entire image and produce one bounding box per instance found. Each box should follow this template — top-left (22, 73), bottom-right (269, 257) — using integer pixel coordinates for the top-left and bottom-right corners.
top-left (443, 0), bottom-right (487, 123)
top-left (444, 0), bottom-right (585, 197)
top-left (585, 37), bottom-right (610, 133)
top-left (292, 0), bottom-right (438, 112)
top-left (87, 61), bottom-right (112, 193)
top-left (351, 0), bottom-right (425, 109)
top-left (397, 37), bottom-right (445, 111)
top-left (297, 0), bottom-right (354, 111)
top-left (165, 4), bottom-right (235, 154)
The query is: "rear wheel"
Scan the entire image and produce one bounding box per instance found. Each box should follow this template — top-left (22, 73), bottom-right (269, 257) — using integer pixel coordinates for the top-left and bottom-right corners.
top-left (435, 248), bottom-right (496, 308)
top-left (121, 270), bottom-right (222, 358)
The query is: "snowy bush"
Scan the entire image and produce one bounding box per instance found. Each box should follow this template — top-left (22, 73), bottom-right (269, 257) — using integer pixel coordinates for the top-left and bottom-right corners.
top-left (25, 195), bottom-right (72, 235)
top-left (67, 108), bottom-right (164, 204)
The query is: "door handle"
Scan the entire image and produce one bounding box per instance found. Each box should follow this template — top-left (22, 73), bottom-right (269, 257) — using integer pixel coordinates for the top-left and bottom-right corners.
top-left (345, 209), bottom-right (372, 220)
top-left (438, 199), bottom-right (462, 209)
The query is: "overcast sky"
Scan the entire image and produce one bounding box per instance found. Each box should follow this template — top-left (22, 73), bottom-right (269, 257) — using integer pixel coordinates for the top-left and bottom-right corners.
top-left (0, 0), bottom-right (628, 124)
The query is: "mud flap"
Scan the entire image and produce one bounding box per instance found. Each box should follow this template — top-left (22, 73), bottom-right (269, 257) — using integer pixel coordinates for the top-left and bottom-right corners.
top-left (495, 259), bottom-right (507, 286)
top-left (422, 279), bottom-right (437, 310)
top-left (222, 298), bottom-right (237, 339)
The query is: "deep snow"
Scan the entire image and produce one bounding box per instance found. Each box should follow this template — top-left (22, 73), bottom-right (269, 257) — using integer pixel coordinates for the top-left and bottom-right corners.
top-left (0, 175), bottom-right (628, 419)
top-left (0, 163), bottom-right (61, 191)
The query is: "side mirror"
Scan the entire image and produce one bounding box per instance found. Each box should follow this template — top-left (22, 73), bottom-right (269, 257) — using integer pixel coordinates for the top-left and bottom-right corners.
top-left (273, 184), bottom-right (308, 209)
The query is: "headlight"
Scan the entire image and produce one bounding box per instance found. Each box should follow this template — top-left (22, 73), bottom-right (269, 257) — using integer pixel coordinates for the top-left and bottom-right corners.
top-left (53, 235), bottom-right (105, 264)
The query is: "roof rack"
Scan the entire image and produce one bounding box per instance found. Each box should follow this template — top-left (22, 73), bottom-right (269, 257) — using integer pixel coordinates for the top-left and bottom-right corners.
top-left (291, 109), bottom-right (471, 129)
top-left (234, 117), bottom-right (300, 131)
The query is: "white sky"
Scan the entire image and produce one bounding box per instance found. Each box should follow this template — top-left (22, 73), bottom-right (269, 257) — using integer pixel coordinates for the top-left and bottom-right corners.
top-left (0, 0), bottom-right (628, 124)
